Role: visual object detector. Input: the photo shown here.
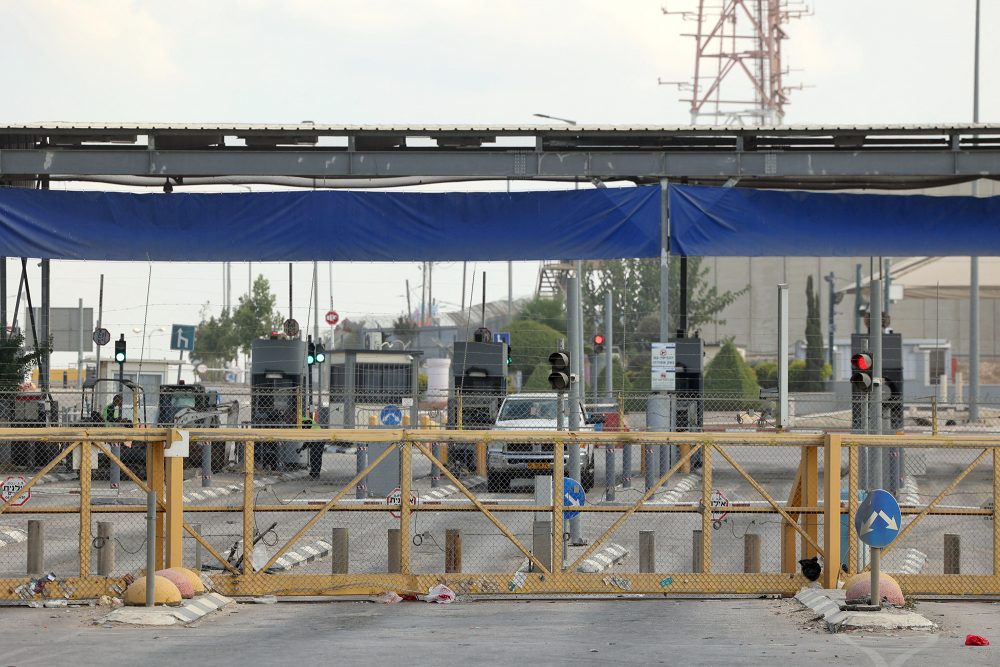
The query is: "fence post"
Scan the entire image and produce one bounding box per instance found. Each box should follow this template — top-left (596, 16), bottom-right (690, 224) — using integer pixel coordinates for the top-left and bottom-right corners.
top-left (944, 534), bottom-right (961, 574)
top-left (692, 530), bottom-right (703, 573)
top-left (27, 520), bottom-right (44, 575)
top-left (743, 534), bottom-right (761, 573)
top-left (700, 444), bottom-right (713, 573)
top-left (388, 528), bottom-right (401, 573)
top-left (97, 521), bottom-right (115, 576)
top-left (639, 531), bottom-right (655, 573)
top-left (79, 440), bottom-right (92, 578)
top-left (446, 529), bottom-right (462, 573)
top-left (191, 523), bottom-right (203, 572)
top-left (399, 439), bottom-right (412, 575)
top-left (801, 444), bottom-right (819, 560)
top-left (148, 440), bottom-right (165, 571)
top-left (242, 440), bottom-right (254, 576)
top-left (823, 433), bottom-right (842, 588)
top-left (165, 431), bottom-right (184, 569)
top-left (331, 527), bottom-right (348, 574)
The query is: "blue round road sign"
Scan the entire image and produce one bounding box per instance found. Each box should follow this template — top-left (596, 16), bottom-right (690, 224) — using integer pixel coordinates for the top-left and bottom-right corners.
top-left (854, 488), bottom-right (901, 549)
top-left (563, 477), bottom-right (586, 520)
top-left (379, 405), bottom-right (403, 426)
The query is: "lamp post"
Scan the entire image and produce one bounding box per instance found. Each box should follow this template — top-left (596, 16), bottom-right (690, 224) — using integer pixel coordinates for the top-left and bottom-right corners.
top-left (131, 326), bottom-right (166, 360)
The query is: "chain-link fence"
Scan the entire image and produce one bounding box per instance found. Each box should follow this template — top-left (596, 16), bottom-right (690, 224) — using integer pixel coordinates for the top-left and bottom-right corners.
top-left (2, 388), bottom-right (999, 601)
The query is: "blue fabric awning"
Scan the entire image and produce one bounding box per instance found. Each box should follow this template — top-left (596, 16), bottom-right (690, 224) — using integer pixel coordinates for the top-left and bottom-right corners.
top-left (0, 186), bottom-right (661, 261)
top-left (669, 184), bottom-right (1000, 257)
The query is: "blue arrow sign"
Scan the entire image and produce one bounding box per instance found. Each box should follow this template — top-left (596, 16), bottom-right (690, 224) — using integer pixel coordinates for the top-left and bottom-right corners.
top-left (379, 405), bottom-right (403, 426)
top-left (854, 488), bottom-right (901, 548)
top-left (563, 477), bottom-right (586, 520)
top-left (170, 324), bottom-right (196, 351)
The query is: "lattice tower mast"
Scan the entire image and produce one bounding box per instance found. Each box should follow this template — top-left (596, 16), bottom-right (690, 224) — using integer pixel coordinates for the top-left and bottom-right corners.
top-left (662, 1), bottom-right (807, 125)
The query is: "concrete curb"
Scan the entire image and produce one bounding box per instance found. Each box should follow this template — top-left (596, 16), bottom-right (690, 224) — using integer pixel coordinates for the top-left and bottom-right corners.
top-left (576, 543), bottom-right (629, 573)
top-left (421, 476), bottom-right (485, 501)
top-left (648, 474), bottom-right (701, 504)
top-left (272, 539), bottom-right (333, 571)
top-left (100, 592), bottom-right (234, 626)
top-left (794, 587), bottom-right (935, 633)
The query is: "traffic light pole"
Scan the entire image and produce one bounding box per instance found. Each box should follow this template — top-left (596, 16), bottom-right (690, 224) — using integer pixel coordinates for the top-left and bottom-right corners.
top-left (567, 274), bottom-right (583, 545)
top-left (871, 277), bottom-right (883, 490)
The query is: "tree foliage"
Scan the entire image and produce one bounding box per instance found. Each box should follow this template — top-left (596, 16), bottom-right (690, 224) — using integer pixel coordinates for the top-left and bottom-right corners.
top-left (193, 275), bottom-right (281, 376)
top-left (507, 319), bottom-right (564, 387)
top-left (582, 257), bottom-right (748, 387)
top-left (392, 315), bottom-right (418, 348)
top-left (0, 330), bottom-right (46, 390)
top-left (515, 296), bottom-right (566, 334)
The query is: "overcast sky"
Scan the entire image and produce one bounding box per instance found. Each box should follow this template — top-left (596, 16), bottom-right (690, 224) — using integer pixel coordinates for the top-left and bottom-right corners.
top-left (1, 0), bottom-right (996, 367)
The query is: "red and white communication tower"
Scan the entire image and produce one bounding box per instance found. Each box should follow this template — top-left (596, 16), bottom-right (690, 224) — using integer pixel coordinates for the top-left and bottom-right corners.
top-left (661, 1), bottom-right (809, 125)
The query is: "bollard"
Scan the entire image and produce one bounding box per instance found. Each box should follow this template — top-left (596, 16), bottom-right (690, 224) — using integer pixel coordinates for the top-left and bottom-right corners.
top-left (743, 533), bottom-right (761, 574)
top-left (192, 523), bottom-right (203, 572)
top-left (331, 527), bottom-right (349, 574)
top-left (622, 440), bottom-right (632, 488)
top-left (531, 521), bottom-right (552, 573)
top-left (639, 531), bottom-right (655, 573)
top-left (944, 534), bottom-right (961, 574)
top-left (388, 528), bottom-right (401, 573)
top-left (692, 530), bottom-right (704, 573)
top-left (27, 520), bottom-right (44, 575)
top-left (445, 529), bottom-right (462, 573)
top-left (201, 442), bottom-right (213, 488)
top-left (97, 521), bottom-right (115, 576)
top-left (604, 443), bottom-right (616, 501)
top-left (146, 490), bottom-right (156, 608)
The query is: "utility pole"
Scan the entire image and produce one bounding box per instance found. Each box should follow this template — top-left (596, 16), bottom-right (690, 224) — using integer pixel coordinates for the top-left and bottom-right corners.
top-left (825, 272), bottom-right (835, 367)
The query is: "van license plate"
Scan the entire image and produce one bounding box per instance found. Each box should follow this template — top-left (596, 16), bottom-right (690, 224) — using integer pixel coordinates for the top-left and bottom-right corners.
top-left (528, 462), bottom-right (553, 470)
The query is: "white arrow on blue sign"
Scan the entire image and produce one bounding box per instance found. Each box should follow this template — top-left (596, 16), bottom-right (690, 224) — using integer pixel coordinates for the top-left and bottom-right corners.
top-left (170, 324), bottom-right (196, 351)
top-left (854, 488), bottom-right (901, 549)
top-left (563, 477), bottom-right (586, 520)
top-left (379, 405), bottom-right (403, 426)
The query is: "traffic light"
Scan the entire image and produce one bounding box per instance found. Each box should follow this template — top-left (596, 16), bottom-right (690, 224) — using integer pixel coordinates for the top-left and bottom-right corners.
top-left (593, 334), bottom-right (606, 354)
top-left (548, 351), bottom-right (571, 391)
top-left (506, 345), bottom-right (513, 366)
top-left (306, 340), bottom-right (316, 366)
top-left (314, 341), bottom-right (326, 364)
top-left (851, 352), bottom-right (874, 392)
top-left (114, 335), bottom-right (127, 364)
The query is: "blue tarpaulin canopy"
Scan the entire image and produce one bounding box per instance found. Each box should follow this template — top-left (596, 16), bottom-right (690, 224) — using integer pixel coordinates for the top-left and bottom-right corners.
top-left (0, 183), bottom-right (998, 260)
top-left (669, 184), bottom-right (1000, 257)
top-left (0, 186), bottom-right (661, 261)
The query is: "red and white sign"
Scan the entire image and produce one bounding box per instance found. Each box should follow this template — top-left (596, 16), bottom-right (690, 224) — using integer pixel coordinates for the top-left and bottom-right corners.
top-left (325, 310), bottom-right (340, 326)
top-left (1, 476), bottom-right (29, 506)
top-left (386, 486), bottom-right (418, 519)
top-left (710, 489), bottom-right (729, 527)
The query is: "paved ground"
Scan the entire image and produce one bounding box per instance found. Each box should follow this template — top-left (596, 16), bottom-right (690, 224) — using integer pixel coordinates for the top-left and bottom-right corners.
top-left (0, 598), bottom-right (997, 666)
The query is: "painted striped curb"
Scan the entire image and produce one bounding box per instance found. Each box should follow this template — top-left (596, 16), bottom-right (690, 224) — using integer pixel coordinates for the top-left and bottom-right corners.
top-left (898, 476), bottom-right (920, 506)
top-left (420, 476), bottom-right (485, 501)
top-left (647, 474), bottom-right (701, 505)
top-left (0, 526), bottom-right (27, 548)
top-left (184, 469), bottom-right (309, 503)
top-left (101, 592), bottom-right (234, 626)
top-left (886, 547), bottom-right (927, 575)
top-left (271, 539), bottom-right (333, 571)
top-left (577, 543), bottom-right (629, 573)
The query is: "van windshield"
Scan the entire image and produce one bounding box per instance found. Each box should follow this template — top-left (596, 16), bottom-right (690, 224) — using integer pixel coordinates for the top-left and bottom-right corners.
top-left (498, 398), bottom-right (559, 421)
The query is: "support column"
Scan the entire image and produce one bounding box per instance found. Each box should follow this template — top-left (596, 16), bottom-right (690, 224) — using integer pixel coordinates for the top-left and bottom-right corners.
top-left (823, 434), bottom-right (842, 589)
top-left (659, 178), bottom-right (670, 341)
top-left (165, 446), bottom-right (184, 569)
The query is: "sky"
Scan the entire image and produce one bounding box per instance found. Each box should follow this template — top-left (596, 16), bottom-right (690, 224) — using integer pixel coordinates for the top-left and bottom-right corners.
top-left (0, 0), bottom-right (997, 368)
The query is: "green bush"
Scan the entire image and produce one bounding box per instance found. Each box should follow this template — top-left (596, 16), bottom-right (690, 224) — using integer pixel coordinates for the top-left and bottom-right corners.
top-left (753, 361), bottom-right (778, 389)
top-left (705, 341), bottom-right (760, 409)
top-left (788, 359), bottom-right (832, 392)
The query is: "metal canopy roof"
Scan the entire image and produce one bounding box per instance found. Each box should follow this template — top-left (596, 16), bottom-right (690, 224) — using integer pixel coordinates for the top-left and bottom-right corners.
top-left (2, 122), bottom-right (1000, 190)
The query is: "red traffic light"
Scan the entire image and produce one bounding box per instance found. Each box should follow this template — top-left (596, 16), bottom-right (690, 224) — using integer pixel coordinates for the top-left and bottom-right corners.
top-left (851, 352), bottom-right (874, 393)
top-left (851, 353), bottom-right (872, 371)
top-left (593, 334), bottom-right (606, 346)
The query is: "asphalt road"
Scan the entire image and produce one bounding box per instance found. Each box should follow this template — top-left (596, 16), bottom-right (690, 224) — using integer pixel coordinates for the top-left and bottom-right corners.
top-left (0, 598), bottom-right (997, 667)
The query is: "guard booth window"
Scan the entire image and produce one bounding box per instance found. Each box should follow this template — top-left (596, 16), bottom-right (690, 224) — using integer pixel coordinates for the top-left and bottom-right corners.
top-left (330, 363), bottom-right (412, 403)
